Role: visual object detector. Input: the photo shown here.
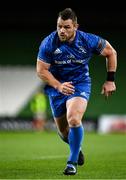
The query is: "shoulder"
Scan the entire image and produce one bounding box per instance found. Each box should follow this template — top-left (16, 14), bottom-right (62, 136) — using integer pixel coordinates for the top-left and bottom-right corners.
top-left (37, 31), bottom-right (58, 62)
top-left (79, 30), bottom-right (105, 46)
top-left (76, 30), bottom-right (98, 45)
top-left (77, 30), bottom-right (106, 53)
top-left (39, 31), bottom-right (58, 51)
top-left (78, 30), bottom-right (100, 41)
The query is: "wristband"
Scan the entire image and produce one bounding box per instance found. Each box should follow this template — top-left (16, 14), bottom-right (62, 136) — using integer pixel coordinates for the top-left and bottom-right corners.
top-left (106, 71), bottom-right (115, 81)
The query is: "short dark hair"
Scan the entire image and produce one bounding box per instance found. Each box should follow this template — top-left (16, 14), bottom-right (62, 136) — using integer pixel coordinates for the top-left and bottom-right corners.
top-left (58, 8), bottom-right (77, 23)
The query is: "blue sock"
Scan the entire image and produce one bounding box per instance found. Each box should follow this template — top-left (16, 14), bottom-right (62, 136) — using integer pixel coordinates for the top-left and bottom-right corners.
top-left (68, 125), bottom-right (84, 163)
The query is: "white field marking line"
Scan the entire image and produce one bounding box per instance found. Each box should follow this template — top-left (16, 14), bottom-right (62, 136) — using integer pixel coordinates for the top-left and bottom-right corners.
top-left (0, 155), bottom-right (67, 162)
top-left (35, 155), bottom-right (67, 160)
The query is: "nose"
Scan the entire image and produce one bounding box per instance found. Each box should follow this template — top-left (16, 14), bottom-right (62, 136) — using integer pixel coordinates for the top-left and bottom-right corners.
top-left (60, 27), bottom-right (65, 33)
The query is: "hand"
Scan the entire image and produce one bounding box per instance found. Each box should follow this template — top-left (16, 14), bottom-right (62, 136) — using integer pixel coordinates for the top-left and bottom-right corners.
top-left (101, 81), bottom-right (116, 99)
top-left (57, 82), bottom-right (75, 95)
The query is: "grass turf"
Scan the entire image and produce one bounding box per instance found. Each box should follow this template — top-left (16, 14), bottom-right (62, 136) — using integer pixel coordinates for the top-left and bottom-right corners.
top-left (0, 131), bottom-right (126, 179)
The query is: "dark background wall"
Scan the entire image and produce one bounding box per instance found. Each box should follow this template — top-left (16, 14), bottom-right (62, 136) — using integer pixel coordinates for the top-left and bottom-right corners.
top-left (1, 1), bottom-right (126, 30)
top-left (0, 1), bottom-right (126, 117)
top-left (0, 1), bottom-right (126, 65)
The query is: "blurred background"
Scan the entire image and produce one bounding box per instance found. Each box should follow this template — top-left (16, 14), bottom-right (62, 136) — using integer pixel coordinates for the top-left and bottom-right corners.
top-left (0, 1), bottom-right (126, 133)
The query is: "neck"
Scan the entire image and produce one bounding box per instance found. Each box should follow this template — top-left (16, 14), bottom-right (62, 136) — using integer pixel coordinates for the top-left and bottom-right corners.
top-left (68, 31), bottom-right (76, 42)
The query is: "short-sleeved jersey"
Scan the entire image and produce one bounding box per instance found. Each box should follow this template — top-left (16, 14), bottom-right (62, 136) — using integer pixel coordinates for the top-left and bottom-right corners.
top-left (37, 30), bottom-right (106, 96)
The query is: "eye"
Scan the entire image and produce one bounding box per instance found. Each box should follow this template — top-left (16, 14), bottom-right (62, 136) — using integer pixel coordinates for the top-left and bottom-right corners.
top-left (64, 26), bottom-right (70, 29)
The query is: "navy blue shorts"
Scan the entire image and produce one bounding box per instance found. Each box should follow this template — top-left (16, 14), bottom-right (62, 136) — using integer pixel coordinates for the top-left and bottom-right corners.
top-left (49, 81), bottom-right (91, 118)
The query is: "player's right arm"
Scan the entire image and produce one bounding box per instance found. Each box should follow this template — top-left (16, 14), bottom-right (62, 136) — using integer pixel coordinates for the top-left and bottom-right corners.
top-left (36, 59), bottom-right (75, 95)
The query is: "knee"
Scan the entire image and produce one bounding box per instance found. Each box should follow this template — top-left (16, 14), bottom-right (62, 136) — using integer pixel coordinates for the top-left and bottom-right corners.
top-left (67, 114), bottom-right (80, 127)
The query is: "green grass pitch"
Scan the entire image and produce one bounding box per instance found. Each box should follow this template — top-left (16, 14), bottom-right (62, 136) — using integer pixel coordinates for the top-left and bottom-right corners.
top-left (0, 131), bottom-right (126, 179)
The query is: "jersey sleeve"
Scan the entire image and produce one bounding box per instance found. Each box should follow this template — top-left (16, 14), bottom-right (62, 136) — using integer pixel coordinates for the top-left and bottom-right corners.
top-left (37, 37), bottom-right (52, 64)
top-left (87, 33), bottom-right (106, 55)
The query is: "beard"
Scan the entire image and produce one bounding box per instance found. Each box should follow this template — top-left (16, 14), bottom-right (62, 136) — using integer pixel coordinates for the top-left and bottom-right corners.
top-left (58, 32), bottom-right (75, 42)
top-left (59, 35), bottom-right (67, 42)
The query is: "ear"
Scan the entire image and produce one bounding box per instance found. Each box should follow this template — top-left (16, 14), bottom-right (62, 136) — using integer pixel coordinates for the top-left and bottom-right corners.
top-left (75, 23), bottom-right (79, 30)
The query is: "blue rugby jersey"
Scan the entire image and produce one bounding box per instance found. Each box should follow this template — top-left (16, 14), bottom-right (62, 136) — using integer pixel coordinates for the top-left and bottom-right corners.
top-left (37, 30), bottom-right (106, 95)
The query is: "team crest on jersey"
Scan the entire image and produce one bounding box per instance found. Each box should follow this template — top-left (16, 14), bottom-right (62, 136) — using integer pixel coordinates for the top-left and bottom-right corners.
top-left (54, 48), bottom-right (62, 55)
top-left (78, 46), bottom-right (87, 53)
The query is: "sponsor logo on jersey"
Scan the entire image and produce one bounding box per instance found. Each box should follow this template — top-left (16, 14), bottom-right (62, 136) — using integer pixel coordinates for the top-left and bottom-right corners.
top-left (54, 59), bottom-right (85, 64)
top-left (78, 46), bottom-right (87, 53)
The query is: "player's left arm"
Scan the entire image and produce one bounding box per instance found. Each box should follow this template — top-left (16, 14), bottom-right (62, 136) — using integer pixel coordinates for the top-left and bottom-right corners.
top-left (100, 40), bottom-right (117, 98)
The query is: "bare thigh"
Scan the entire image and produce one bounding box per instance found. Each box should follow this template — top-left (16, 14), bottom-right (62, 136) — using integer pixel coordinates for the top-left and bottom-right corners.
top-left (66, 97), bottom-right (88, 127)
